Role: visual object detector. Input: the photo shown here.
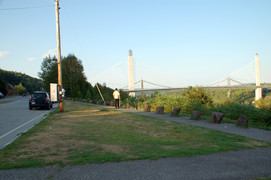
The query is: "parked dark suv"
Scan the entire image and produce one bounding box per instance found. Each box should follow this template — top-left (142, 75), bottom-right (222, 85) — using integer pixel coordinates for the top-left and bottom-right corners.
top-left (29, 91), bottom-right (52, 110)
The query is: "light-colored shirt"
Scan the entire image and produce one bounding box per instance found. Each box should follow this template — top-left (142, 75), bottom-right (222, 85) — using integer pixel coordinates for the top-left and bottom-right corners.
top-left (113, 90), bottom-right (120, 99)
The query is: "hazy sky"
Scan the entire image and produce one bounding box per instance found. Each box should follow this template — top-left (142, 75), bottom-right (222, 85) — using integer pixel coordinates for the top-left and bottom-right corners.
top-left (0, 0), bottom-right (270, 87)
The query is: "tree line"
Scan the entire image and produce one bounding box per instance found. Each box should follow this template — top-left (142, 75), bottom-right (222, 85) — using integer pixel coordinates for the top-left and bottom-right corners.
top-left (0, 54), bottom-right (128, 100)
top-left (39, 54), bottom-right (128, 101)
top-left (0, 69), bottom-right (42, 95)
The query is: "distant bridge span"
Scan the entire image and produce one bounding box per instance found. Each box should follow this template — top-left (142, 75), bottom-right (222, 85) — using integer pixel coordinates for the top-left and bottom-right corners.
top-left (122, 85), bottom-right (271, 93)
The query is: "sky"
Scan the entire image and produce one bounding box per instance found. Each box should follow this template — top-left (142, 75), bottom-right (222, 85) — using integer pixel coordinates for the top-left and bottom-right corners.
top-left (0, 0), bottom-right (270, 88)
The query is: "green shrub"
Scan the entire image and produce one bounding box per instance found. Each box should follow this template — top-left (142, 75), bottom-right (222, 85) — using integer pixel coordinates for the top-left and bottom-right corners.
top-left (254, 98), bottom-right (271, 109)
top-left (137, 89), bottom-right (271, 128)
top-left (139, 92), bottom-right (211, 114)
top-left (121, 97), bottom-right (136, 108)
top-left (214, 103), bottom-right (271, 126)
top-left (183, 86), bottom-right (213, 107)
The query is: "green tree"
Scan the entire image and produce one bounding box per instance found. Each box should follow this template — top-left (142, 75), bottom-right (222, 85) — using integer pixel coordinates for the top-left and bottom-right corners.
top-left (61, 54), bottom-right (89, 97)
top-left (0, 68), bottom-right (42, 94)
top-left (14, 83), bottom-right (27, 95)
top-left (39, 54), bottom-right (95, 98)
top-left (38, 56), bottom-right (58, 92)
top-left (183, 86), bottom-right (213, 107)
top-left (38, 53), bottom-right (124, 100)
top-left (85, 89), bottom-right (92, 99)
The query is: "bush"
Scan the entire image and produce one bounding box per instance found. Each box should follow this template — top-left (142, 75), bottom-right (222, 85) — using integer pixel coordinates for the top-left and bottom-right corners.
top-left (14, 83), bottom-right (27, 95)
top-left (254, 98), bottom-right (271, 109)
top-left (137, 89), bottom-right (271, 127)
top-left (139, 92), bottom-right (210, 114)
top-left (183, 86), bottom-right (213, 107)
top-left (214, 103), bottom-right (271, 126)
top-left (121, 97), bottom-right (136, 108)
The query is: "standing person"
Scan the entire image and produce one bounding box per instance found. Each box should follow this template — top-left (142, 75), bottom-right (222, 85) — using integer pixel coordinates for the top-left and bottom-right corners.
top-left (113, 88), bottom-right (120, 108)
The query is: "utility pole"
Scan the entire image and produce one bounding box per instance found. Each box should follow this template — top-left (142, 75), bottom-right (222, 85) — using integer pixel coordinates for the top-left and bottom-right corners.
top-left (55, 0), bottom-right (64, 112)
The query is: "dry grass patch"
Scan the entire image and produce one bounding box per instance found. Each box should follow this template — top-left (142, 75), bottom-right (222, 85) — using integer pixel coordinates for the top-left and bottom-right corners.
top-left (100, 144), bottom-right (128, 154)
top-left (237, 140), bottom-right (268, 148)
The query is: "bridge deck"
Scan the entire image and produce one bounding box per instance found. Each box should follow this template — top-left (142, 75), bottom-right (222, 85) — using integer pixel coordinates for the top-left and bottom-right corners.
top-left (123, 85), bottom-right (271, 92)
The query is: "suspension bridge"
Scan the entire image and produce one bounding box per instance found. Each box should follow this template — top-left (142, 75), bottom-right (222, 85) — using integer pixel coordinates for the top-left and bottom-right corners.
top-left (91, 51), bottom-right (271, 100)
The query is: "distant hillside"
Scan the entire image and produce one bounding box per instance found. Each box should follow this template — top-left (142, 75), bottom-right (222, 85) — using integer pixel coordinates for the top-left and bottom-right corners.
top-left (0, 69), bottom-right (43, 94)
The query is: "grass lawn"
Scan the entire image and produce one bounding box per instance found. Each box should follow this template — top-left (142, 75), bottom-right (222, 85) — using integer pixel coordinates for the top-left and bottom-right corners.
top-left (0, 100), bottom-right (270, 169)
top-left (0, 101), bottom-right (12, 104)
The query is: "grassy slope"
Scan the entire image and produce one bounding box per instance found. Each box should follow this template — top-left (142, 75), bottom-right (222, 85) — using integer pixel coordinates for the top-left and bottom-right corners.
top-left (0, 101), bottom-right (270, 169)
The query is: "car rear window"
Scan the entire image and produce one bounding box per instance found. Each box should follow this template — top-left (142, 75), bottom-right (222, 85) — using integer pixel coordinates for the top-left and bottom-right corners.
top-left (32, 93), bottom-right (47, 99)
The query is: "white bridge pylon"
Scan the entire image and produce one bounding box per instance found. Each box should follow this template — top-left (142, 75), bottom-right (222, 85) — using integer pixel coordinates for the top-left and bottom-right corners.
top-left (91, 52), bottom-right (182, 90)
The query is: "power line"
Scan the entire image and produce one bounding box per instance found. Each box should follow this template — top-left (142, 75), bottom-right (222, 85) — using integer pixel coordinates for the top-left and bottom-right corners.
top-left (0, 5), bottom-right (54, 11)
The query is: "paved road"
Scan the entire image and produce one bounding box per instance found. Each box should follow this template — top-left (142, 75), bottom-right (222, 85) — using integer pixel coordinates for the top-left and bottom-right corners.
top-left (1, 147), bottom-right (271, 180)
top-left (0, 96), bottom-right (57, 149)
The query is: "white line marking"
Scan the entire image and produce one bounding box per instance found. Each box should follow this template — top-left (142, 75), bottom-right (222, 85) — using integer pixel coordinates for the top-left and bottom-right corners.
top-left (0, 112), bottom-right (48, 140)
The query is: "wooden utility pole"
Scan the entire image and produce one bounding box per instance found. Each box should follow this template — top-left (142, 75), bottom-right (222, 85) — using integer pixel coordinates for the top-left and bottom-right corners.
top-left (55, 0), bottom-right (64, 112)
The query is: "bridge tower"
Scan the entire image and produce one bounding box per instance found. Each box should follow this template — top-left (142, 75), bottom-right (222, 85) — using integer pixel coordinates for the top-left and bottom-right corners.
top-left (255, 54), bottom-right (262, 101)
top-left (129, 49), bottom-right (135, 97)
top-left (227, 78), bottom-right (231, 100)
top-left (141, 79), bottom-right (144, 96)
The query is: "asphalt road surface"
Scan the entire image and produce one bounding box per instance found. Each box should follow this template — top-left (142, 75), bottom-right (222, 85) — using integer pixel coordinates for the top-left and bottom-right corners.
top-left (0, 96), bottom-right (56, 149)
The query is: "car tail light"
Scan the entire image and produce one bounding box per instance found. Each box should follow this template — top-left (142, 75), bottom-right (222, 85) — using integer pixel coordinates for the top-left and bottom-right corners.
top-left (46, 97), bottom-right (49, 101)
top-left (29, 96), bottom-right (32, 100)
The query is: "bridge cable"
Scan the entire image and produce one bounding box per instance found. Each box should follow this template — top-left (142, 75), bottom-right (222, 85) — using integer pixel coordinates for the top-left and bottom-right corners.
top-left (143, 80), bottom-right (172, 88)
top-left (63, 4), bottom-right (105, 101)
